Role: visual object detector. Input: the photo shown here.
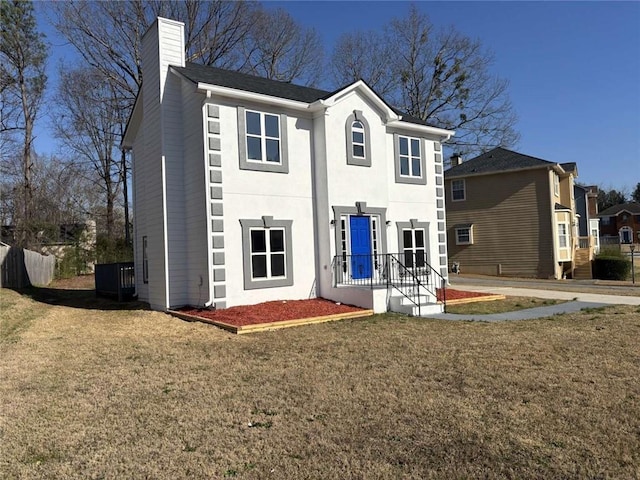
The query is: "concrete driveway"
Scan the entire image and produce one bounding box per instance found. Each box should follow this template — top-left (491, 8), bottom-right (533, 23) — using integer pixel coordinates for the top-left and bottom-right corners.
top-left (449, 275), bottom-right (640, 306)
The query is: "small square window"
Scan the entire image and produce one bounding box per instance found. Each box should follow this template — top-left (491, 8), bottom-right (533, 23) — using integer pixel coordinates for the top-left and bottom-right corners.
top-left (455, 226), bottom-right (473, 245)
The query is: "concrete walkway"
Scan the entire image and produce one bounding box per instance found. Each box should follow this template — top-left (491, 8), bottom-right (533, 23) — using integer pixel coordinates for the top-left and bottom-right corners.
top-left (430, 278), bottom-right (639, 322)
top-left (432, 301), bottom-right (608, 322)
top-left (449, 281), bottom-right (640, 306)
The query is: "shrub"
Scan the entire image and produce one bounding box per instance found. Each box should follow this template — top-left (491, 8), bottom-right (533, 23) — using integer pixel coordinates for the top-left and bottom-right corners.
top-left (593, 255), bottom-right (631, 280)
top-left (96, 236), bottom-right (133, 264)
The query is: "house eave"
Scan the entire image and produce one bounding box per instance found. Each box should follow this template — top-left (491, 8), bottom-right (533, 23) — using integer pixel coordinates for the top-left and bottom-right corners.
top-left (387, 120), bottom-right (455, 141)
top-left (445, 163), bottom-right (555, 180)
top-left (195, 82), bottom-right (312, 111)
top-left (121, 89), bottom-right (143, 149)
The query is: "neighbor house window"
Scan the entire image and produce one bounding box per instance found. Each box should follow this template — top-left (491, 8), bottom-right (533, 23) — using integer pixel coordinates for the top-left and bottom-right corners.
top-left (142, 236), bottom-right (148, 283)
top-left (238, 107), bottom-right (289, 173)
top-left (601, 216), bottom-right (611, 226)
top-left (345, 111), bottom-right (371, 167)
top-left (451, 179), bottom-right (466, 201)
top-left (239, 218), bottom-right (293, 289)
top-left (394, 134), bottom-right (425, 185)
top-left (558, 223), bottom-right (568, 248)
top-left (455, 225), bottom-right (473, 245)
top-left (553, 173), bottom-right (560, 196)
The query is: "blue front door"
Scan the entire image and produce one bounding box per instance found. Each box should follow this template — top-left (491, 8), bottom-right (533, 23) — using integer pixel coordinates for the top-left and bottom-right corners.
top-left (350, 216), bottom-right (372, 279)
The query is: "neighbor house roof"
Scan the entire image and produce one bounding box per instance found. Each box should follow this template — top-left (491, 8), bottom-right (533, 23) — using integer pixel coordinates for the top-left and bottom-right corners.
top-left (445, 147), bottom-right (567, 178)
top-left (173, 62), bottom-right (439, 128)
top-left (598, 202), bottom-right (640, 216)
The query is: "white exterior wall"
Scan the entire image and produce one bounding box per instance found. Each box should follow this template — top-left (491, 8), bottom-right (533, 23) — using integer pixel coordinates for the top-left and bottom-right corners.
top-left (215, 99), bottom-right (317, 307)
top-left (130, 18), bottom-right (452, 312)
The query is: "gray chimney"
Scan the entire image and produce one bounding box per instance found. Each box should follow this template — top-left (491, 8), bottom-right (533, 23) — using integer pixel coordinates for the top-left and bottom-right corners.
top-left (450, 154), bottom-right (463, 167)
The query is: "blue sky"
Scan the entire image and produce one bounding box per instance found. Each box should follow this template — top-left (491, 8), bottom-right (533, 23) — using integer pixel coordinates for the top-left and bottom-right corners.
top-left (34, 1), bottom-right (640, 193)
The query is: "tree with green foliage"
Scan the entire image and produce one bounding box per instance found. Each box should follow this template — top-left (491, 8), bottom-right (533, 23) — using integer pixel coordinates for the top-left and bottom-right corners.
top-left (597, 188), bottom-right (627, 212)
top-left (0, 0), bottom-right (48, 247)
top-left (631, 182), bottom-right (640, 203)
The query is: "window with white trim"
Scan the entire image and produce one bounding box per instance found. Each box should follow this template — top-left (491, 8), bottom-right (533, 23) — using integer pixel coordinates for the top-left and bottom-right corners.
top-left (142, 236), bottom-right (148, 283)
top-left (558, 222), bottom-right (569, 248)
top-left (553, 173), bottom-right (560, 196)
top-left (451, 179), bottom-right (466, 201)
top-left (399, 136), bottom-right (421, 178)
top-left (394, 134), bottom-right (425, 184)
top-left (455, 225), bottom-right (473, 245)
top-left (238, 107), bottom-right (289, 173)
top-left (352, 121), bottom-right (365, 159)
top-left (250, 228), bottom-right (286, 279)
top-left (402, 228), bottom-right (427, 268)
top-left (246, 110), bottom-right (281, 164)
top-left (240, 218), bottom-right (293, 289)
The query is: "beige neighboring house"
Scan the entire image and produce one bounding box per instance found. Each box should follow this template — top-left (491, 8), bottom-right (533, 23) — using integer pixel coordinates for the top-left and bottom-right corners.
top-left (445, 147), bottom-right (592, 279)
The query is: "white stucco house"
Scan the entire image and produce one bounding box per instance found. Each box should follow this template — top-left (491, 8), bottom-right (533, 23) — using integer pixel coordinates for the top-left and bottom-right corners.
top-left (122, 18), bottom-right (455, 316)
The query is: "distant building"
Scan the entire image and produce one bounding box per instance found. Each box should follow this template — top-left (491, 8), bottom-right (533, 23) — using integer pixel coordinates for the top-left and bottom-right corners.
top-left (598, 202), bottom-right (640, 245)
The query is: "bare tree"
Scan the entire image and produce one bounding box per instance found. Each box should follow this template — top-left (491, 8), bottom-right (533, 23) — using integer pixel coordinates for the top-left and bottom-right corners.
top-left (330, 30), bottom-right (396, 96)
top-left (0, 0), bottom-right (47, 247)
top-left (239, 7), bottom-right (324, 84)
top-left (331, 5), bottom-right (519, 156)
top-left (53, 0), bottom-right (256, 106)
top-left (54, 67), bottom-right (122, 239)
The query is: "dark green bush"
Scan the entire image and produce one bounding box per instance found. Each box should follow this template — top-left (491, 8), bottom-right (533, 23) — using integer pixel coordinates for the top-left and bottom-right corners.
top-left (96, 236), bottom-right (133, 264)
top-left (593, 256), bottom-right (631, 280)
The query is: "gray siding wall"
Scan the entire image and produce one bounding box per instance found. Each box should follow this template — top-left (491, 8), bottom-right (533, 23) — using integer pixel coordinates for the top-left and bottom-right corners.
top-left (446, 168), bottom-right (555, 278)
top-left (181, 81), bottom-right (209, 306)
top-left (139, 24), bottom-right (167, 309)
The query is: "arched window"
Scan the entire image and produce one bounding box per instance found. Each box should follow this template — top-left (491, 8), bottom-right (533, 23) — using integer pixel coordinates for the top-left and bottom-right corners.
top-left (345, 111), bottom-right (371, 167)
top-left (352, 121), bottom-right (365, 159)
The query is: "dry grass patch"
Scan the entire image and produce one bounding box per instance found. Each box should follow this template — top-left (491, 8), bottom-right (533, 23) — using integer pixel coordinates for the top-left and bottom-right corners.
top-left (446, 296), bottom-right (566, 315)
top-left (1, 288), bottom-right (639, 479)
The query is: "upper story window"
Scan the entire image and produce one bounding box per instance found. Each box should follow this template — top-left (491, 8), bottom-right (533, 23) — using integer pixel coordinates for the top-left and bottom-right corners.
top-left (394, 134), bottom-right (426, 185)
top-left (246, 110), bottom-right (280, 163)
top-left (553, 173), bottom-right (560, 196)
top-left (601, 216), bottom-right (611, 226)
top-left (345, 111), bottom-right (371, 167)
top-left (352, 121), bottom-right (365, 158)
top-left (399, 136), bottom-right (421, 177)
top-left (451, 179), bottom-right (466, 201)
top-left (238, 107), bottom-right (289, 173)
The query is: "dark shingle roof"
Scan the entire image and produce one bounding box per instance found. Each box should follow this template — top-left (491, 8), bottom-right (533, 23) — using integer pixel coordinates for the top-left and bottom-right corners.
top-left (173, 62), bottom-right (441, 128)
top-left (555, 202), bottom-right (572, 211)
top-left (445, 147), bottom-right (557, 178)
top-left (599, 202), bottom-right (640, 216)
top-left (174, 62), bottom-right (331, 103)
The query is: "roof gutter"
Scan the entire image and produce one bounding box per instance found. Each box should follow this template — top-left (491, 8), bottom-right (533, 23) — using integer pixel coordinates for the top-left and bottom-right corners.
top-left (195, 82), bottom-right (311, 111)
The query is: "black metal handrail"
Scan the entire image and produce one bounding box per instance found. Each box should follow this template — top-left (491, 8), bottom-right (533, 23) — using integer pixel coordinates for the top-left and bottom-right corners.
top-left (332, 253), bottom-right (447, 314)
top-left (95, 262), bottom-right (135, 301)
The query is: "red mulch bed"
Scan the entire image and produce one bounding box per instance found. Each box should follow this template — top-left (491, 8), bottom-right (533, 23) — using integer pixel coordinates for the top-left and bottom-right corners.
top-left (437, 288), bottom-right (494, 302)
top-left (177, 289), bottom-right (494, 328)
top-left (178, 298), bottom-right (364, 327)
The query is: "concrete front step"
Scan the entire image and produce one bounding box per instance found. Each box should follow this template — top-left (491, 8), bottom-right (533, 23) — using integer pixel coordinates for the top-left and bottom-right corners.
top-left (388, 295), bottom-right (443, 317)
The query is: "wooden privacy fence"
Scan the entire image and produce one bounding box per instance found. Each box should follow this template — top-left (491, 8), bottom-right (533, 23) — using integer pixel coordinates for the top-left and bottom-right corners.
top-left (0, 245), bottom-right (56, 288)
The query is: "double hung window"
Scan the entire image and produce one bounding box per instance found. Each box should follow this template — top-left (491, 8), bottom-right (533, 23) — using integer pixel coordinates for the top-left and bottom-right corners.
top-left (394, 134), bottom-right (425, 184)
top-left (451, 179), bottom-right (466, 201)
top-left (240, 218), bottom-right (293, 289)
top-left (238, 107), bottom-right (289, 173)
top-left (558, 223), bottom-right (568, 248)
top-left (246, 110), bottom-right (281, 164)
top-left (455, 226), bottom-right (473, 245)
top-left (250, 228), bottom-right (286, 279)
top-left (403, 228), bottom-right (426, 268)
top-left (351, 121), bottom-right (365, 159)
top-left (399, 136), bottom-right (421, 178)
